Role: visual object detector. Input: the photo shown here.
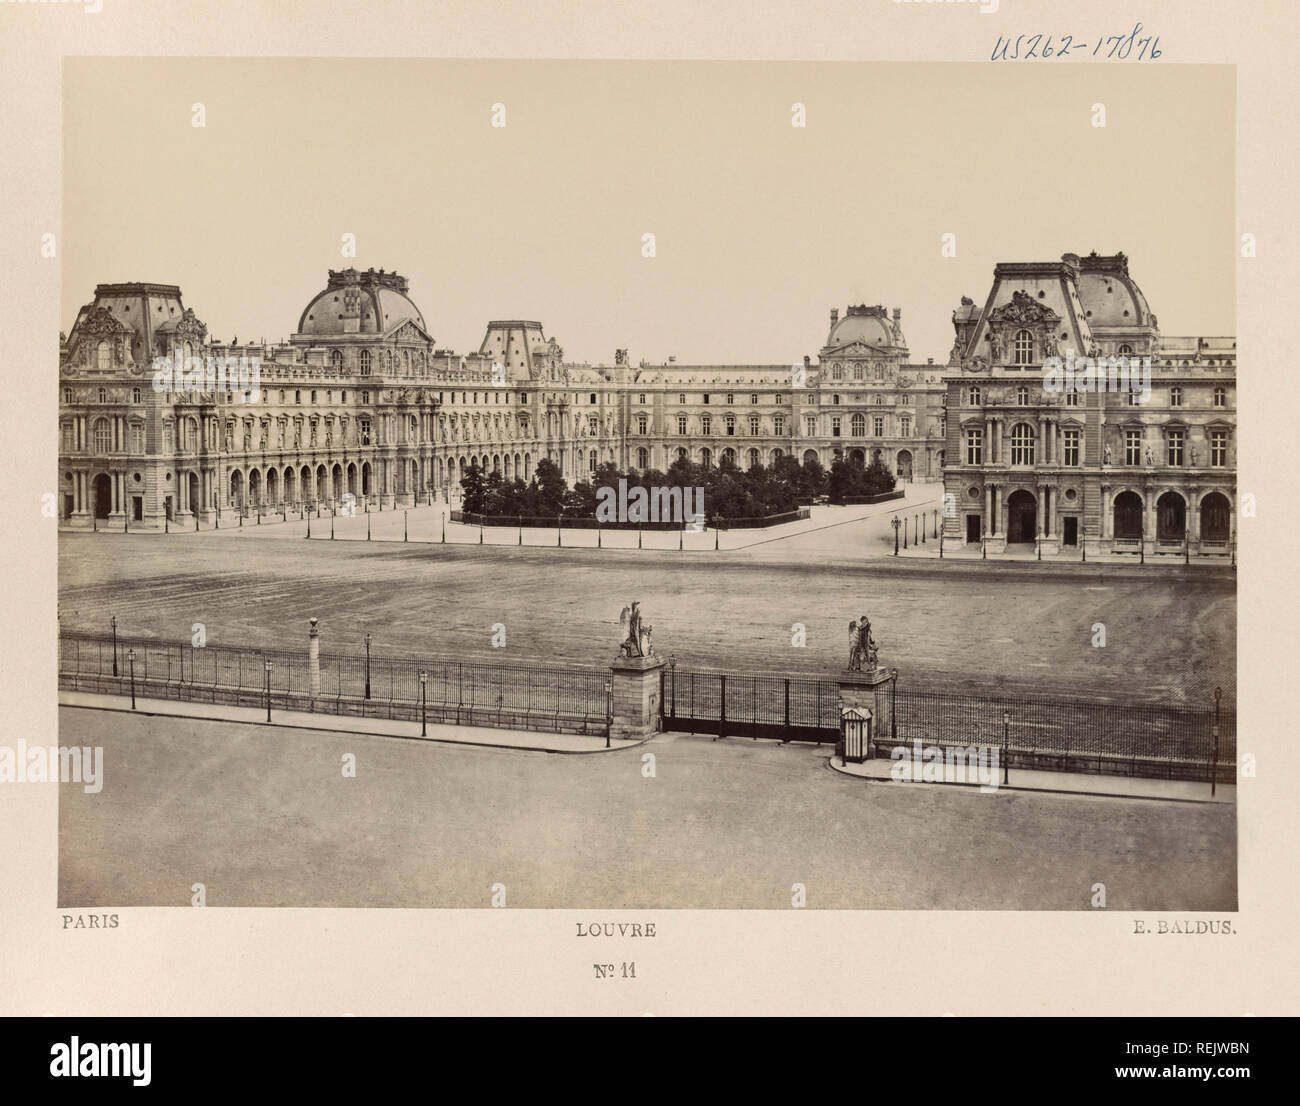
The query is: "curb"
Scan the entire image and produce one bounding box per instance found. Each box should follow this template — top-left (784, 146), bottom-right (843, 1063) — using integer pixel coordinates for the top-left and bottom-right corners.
top-left (825, 754), bottom-right (1233, 805)
top-left (57, 698), bottom-right (647, 756)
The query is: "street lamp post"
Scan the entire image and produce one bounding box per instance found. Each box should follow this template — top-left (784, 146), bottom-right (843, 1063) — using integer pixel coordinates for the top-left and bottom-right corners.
top-left (891, 516), bottom-right (900, 555)
top-left (419, 670), bottom-right (428, 737)
top-left (111, 614), bottom-right (119, 676)
top-left (920, 513), bottom-right (924, 543)
top-left (604, 680), bottom-right (612, 748)
top-left (128, 648), bottom-right (136, 710)
top-left (265, 660), bottom-right (273, 722)
top-left (1002, 708), bottom-right (1010, 785)
top-left (364, 633), bottom-right (372, 700)
top-left (669, 654), bottom-right (677, 721)
top-left (1212, 686), bottom-right (1222, 797)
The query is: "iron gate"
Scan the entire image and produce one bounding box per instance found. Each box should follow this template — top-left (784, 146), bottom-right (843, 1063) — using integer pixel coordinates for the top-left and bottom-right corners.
top-left (661, 668), bottom-right (840, 743)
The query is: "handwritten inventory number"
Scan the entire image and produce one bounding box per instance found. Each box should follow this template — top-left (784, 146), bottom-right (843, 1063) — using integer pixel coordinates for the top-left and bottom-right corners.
top-left (992, 24), bottom-right (1161, 61)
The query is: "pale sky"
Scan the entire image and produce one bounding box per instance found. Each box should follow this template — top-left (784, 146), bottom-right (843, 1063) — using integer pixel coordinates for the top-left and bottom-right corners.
top-left (63, 58), bottom-right (1235, 366)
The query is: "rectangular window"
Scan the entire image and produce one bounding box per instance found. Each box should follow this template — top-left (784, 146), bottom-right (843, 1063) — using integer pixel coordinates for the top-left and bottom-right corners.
top-left (773, 416), bottom-right (784, 435)
top-left (749, 416), bottom-right (760, 435)
top-left (62, 424), bottom-right (74, 451)
top-left (831, 416), bottom-right (841, 437)
top-left (805, 417), bottom-right (816, 436)
top-left (1169, 387), bottom-right (1183, 407)
top-left (130, 425), bottom-right (144, 454)
top-left (701, 416), bottom-right (711, 435)
top-left (1063, 428), bottom-right (1080, 466)
top-left (1210, 430), bottom-right (1227, 467)
top-left (873, 416), bottom-right (884, 436)
top-left (1125, 429), bottom-right (1142, 466)
top-left (360, 419), bottom-right (372, 446)
top-left (966, 429), bottom-right (983, 465)
top-left (677, 415), bottom-right (687, 435)
top-left (1167, 430), bottom-right (1184, 466)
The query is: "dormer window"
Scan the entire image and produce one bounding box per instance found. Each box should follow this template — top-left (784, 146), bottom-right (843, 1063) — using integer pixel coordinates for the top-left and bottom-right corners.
top-left (1013, 329), bottom-right (1034, 365)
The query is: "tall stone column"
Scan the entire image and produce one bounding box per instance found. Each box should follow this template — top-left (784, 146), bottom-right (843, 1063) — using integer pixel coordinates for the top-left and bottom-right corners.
top-left (308, 617), bottom-right (321, 700)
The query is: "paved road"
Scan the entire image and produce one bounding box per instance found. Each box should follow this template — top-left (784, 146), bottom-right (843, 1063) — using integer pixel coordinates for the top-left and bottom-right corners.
top-left (57, 707), bottom-right (1236, 911)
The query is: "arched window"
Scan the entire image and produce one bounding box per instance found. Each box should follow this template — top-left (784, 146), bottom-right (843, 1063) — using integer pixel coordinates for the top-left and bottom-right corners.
top-left (1009, 423), bottom-right (1036, 465)
top-left (95, 341), bottom-right (112, 370)
top-left (1117, 344), bottom-right (1134, 357)
top-left (678, 393), bottom-right (686, 404)
top-left (92, 418), bottom-right (112, 453)
top-left (851, 413), bottom-right (865, 436)
top-left (1014, 329), bottom-right (1034, 365)
top-left (747, 448), bottom-right (759, 467)
top-left (132, 388), bottom-right (141, 403)
top-left (832, 394), bottom-right (840, 406)
top-left (330, 349), bottom-right (343, 371)
top-left (360, 349), bottom-right (372, 375)
top-left (588, 449), bottom-right (597, 472)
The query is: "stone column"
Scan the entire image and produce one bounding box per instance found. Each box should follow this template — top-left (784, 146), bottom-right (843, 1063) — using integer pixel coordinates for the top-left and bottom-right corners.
top-left (609, 653), bottom-right (666, 742)
top-left (308, 617), bottom-right (321, 700)
top-left (837, 666), bottom-right (898, 762)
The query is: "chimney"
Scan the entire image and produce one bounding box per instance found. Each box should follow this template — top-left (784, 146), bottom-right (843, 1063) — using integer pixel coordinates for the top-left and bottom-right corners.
top-left (830, 308), bottom-right (839, 327)
top-left (803, 355), bottom-right (811, 369)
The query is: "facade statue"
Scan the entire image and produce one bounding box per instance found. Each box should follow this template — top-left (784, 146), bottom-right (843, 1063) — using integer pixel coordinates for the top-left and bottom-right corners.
top-left (1042, 330), bottom-right (1059, 357)
top-left (988, 330), bottom-right (1003, 361)
top-left (618, 601), bottom-right (654, 658)
top-left (847, 615), bottom-right (879, 672)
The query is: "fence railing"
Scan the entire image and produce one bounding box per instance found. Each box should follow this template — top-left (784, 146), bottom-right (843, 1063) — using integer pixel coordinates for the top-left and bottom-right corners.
top-left (58, 632), bottom-right (1237, 780)
top-left (662, 666), bottom-right (1236, 782)
top-left (58, 632), bottom-right (611, 737)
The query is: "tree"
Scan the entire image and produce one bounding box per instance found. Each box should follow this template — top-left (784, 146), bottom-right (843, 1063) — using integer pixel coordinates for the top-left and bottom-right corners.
top-left (460, 464), bottom-right (487, 514)
top-left (533, 458), bottom-right (568, 516)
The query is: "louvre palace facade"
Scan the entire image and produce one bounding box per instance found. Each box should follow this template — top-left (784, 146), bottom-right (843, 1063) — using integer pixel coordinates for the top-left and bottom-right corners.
top-left (940, 251), bottom-right (1237, 557)
top-left (56, 268), bottom-right (948, 528)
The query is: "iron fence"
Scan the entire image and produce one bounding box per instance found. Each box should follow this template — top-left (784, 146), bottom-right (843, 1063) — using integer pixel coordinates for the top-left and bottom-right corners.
top-left (662, 666), bottom-right (1236, 782)
top-left (58, 631), bottom-right (610, 734)
top-left (57, 631), bottom-right (1237, 781)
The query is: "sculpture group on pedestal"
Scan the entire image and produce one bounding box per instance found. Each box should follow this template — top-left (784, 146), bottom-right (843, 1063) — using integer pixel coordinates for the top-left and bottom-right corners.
top-left (847, 615), bottom-right (879, 673)
top-left (618, 601), bottom-right (654, 658)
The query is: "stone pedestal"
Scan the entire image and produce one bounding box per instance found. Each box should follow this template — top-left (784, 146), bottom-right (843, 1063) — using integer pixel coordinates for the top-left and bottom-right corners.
top-left (837, 666), bottom-right (898, 760)
top-left (609, 654), bottom-right (666, 742)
